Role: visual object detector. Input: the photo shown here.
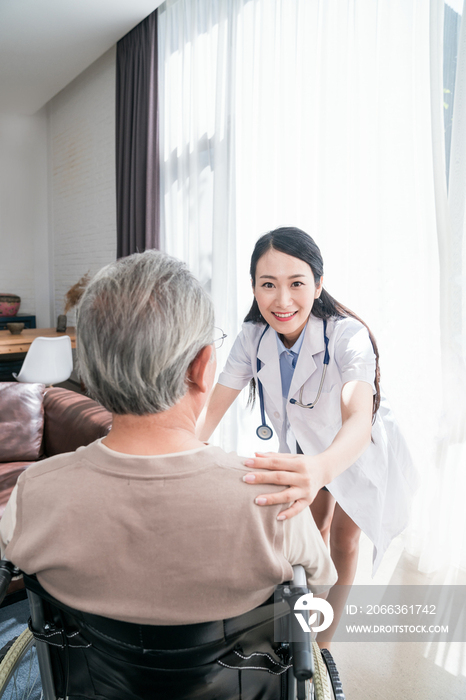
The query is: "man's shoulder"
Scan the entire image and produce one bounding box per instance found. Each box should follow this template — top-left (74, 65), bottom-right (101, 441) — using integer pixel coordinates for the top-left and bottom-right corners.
top-left (201, 445), bottom-right (249, 473)
top-left (18, 444), bottom-right (92, 483)
top-left (203, 445), bottom-right (286, 497)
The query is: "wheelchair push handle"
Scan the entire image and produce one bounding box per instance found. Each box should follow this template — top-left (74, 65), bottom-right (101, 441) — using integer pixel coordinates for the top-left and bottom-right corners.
top-left (285, 587), bottom-right (314, 681)
top-left (0, 559), bottom-right (20, 605)
top-left (281, 565), bottom-right (315, 682)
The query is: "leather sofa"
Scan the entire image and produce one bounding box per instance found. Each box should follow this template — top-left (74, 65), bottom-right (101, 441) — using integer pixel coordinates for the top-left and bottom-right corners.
top-left (0, 383), bottom-right (112, 518)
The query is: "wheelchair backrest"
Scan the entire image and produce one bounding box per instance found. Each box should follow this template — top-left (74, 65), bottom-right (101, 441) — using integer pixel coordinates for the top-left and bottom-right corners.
top-left (24, 572), bottom-right (297, 700)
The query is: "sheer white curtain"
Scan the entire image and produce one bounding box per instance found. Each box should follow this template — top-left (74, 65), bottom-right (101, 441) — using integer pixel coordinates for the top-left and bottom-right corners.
top-left (158, 0), bottom-right (243, 451)
top-left (405, 0), bottom-right (466, 573)
top-left (158, 0), bottom-right (465, 570)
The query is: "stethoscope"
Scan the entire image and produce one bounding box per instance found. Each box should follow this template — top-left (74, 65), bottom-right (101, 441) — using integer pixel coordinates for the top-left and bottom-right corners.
top-left (256, 320), bottom-right (330, 440)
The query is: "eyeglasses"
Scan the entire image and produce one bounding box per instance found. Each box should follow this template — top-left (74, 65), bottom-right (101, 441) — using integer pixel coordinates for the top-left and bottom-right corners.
top-left (212, 328), bottom-right (227, 349)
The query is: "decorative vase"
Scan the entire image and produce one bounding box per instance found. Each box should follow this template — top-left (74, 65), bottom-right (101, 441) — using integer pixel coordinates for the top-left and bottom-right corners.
top-left (0, 294), bottom-right (21, 317)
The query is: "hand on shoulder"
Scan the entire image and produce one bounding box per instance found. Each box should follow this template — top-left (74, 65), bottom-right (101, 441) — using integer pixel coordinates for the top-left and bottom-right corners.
top-left (242, 452), bottom-right (328, 520)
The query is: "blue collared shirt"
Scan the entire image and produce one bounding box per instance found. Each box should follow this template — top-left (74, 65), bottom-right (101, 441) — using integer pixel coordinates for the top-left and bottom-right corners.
top-left (275, 325), bottom-right (307, 399)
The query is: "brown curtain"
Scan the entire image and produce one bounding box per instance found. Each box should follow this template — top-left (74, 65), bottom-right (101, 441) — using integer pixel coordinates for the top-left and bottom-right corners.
top-left (116, 10), bottom-right (159, 258)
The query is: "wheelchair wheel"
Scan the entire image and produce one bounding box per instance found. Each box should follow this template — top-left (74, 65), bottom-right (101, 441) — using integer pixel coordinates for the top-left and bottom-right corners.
top-left (0, 628), bottom-right (41, 699)
top-left (310, 641), bottom-right (332, 700)
top-left (320, 648), bottom-right (345, 700)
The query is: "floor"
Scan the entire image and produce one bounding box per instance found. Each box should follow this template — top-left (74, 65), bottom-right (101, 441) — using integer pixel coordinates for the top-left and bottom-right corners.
top-left (0, 598), bottom-right (41, 699)
top-left (331, 533), bottom-right (466, 700)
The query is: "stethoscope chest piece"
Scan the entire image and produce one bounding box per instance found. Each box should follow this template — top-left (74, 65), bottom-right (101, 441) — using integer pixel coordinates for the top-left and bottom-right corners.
top-left (256, 424), bottom-right (273, 440)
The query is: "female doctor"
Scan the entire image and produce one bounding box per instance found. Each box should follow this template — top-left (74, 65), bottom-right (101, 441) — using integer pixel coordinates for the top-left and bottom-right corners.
top-left (199, 227), bottom-right (416, 645)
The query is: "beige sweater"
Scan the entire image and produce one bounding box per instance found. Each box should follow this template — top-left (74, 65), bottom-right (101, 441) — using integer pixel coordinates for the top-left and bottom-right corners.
top-left (1, 441), bottom-right (336, 624)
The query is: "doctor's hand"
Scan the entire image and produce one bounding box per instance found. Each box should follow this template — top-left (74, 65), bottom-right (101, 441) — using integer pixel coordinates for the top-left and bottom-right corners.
top-left (242, 452), bottom-right (327, 520)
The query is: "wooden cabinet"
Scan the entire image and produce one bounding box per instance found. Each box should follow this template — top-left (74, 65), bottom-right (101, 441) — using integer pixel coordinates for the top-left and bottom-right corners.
top-left (0, 315), bottom-right (36, 331)
top-left (0, 316), bottom-right (36, 379)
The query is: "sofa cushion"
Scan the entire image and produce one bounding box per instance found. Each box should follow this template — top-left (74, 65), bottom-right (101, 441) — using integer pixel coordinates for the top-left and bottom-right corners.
top-left (43, 388), bottom-right (112, 457)
top-left (0, 383), bottom-right (45, 462)
top-left (0, 462), bottom-right (32, 517)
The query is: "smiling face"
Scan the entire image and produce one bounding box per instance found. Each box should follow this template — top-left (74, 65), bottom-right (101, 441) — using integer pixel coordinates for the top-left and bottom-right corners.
top-left (253, 248), bottom-right (323, 348)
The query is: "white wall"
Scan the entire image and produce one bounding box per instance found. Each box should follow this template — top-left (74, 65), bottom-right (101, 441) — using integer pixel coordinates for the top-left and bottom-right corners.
top-left (0, 110), bottom-right (50, 326)
top-left (48, 46), bottom-right (117, 325)
top-left (0, 45), bottom-right (117, 329)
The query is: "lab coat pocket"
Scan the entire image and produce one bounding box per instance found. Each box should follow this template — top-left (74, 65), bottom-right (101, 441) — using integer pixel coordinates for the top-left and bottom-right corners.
top-left (292, 378), bottom-right (340, 431)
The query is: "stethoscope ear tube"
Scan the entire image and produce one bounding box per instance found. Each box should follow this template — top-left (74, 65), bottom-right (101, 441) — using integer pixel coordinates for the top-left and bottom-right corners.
top-left (289, 363), bottom-right (328, 409)
top-left (288, 320), bottom-right (330, 409)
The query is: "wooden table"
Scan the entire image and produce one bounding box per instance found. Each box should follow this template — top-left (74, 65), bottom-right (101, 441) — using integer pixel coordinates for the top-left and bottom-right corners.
top-left (0, 328), bottom-right (76, 356)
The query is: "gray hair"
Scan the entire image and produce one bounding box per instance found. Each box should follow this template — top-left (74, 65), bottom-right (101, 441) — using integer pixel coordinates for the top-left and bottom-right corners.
top-left (76, 250), bottom-right (215, 415)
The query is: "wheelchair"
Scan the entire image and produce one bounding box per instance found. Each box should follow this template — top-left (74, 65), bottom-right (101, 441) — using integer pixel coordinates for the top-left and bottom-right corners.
top-left (0, 560), bottom-right (344, 700)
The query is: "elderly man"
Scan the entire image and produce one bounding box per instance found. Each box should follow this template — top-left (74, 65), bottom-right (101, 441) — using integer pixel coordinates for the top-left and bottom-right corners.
top-left (0, 251), bottom-right (335, 625)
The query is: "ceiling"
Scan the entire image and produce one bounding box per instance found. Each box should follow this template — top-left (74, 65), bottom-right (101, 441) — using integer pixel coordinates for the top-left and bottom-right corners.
top-left (3, 0), bottom-right (462, 117)
top-left (0, 0), bottom-right (164, 116)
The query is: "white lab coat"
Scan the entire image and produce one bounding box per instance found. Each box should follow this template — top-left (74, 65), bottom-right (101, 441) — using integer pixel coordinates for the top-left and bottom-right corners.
top-left (218, 314), bottom-right (418, 574)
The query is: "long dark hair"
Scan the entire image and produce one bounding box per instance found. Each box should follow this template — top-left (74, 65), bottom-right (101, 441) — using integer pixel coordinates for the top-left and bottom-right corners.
top-left (245, 227), bottom-right (381, 421)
